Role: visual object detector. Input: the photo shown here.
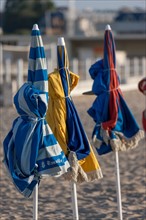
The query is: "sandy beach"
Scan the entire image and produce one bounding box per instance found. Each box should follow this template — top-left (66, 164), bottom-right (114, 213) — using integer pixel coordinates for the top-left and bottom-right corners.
top-left (0, 89), bottom-right (145, 220)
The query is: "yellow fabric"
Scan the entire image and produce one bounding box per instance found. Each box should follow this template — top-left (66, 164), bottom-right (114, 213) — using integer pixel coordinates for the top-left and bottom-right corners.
top-left (46, 69), bottom-right (102, 179)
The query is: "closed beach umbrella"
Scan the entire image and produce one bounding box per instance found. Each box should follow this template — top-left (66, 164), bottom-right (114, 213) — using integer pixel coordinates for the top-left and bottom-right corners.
top-left (87, 25), bottom-right (144, 155)
top-left (138, 77), bottom-right (146, 132)
top-left (46, 38), bottom-right (102, 183)
top-left (87, 25), bottom-right (144, 219)
top-left (3, 24), bottom-right (70, 199)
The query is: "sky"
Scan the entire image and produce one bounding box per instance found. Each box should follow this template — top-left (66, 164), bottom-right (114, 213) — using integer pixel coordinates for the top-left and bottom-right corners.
top-left (0, 0), bottom-right (145, 11)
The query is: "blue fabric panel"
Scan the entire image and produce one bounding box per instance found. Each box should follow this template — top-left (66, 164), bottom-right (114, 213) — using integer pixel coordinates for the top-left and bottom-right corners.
top-left (31, 30), bottom-right (40, 36)
top-left (29, 47), bottom-right (45, 59)
top-left (41, 134), bottom-right (57, 148)
top-left (28, 69), bottom-right (48, 82)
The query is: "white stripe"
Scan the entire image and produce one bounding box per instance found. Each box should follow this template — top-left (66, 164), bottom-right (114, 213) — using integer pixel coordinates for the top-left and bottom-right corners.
top-left (31, 36), bottom-right (43, 48)
top-left (18, 84), bottom-right (36, 117)
top-left (39, 93), bottom-right (48, 105)
top-left (43, 124), bottom-right (53, 136)
top-left (33, 81), bottom-right (48, 92)
top-left (28, 58), bottom-right (47, 71)
top-left (38, 167), bottom-right (62, 176)
top-left (38, 161), bottom-right (70, 176)
top-left (27, 80), bottom-right (48, 93)
top-left (37, 144), bottom-right (63, 161)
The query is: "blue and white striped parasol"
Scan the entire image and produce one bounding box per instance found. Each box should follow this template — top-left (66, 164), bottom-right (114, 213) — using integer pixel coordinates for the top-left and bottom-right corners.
top-left (3, 24), bottom-right (70, 198)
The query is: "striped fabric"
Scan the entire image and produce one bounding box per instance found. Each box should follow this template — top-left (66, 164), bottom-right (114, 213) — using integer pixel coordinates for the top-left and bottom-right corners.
top-left (3, 25), bottom-right (70, 198)
top-left (88, 26), bottom-right (144, 155)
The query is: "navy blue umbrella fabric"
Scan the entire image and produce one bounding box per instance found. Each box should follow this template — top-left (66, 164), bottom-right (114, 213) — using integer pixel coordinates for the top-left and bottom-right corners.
top-left (3, 25), bottom-right (70, 198)
top-left (88, 25), bottom-right (144, 155)
top-left (57, 45), bottom-right (90, 160)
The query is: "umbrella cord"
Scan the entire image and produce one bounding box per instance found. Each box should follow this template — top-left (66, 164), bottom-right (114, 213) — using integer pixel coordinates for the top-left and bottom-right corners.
top-left (103, 68), bottom-right (116, 72)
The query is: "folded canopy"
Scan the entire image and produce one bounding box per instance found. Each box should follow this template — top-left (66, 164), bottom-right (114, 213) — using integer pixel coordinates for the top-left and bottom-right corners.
top-left (88, 25), bottom-right (144, 155)
top-left (46, 39), bottom-right (103, 182)
top-left (3, 25), bottom-right (70, 197)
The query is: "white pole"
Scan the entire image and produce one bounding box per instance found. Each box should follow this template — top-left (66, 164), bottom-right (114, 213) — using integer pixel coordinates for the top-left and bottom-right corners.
top-left (33, 184), bottom-right (38, 220)
top-left (142, 57), bottom-right (146, 77)
top-left (57, 37), bottom-right (79, 220)
top-left (5, 58), bottom-right (11, 83)
top-left (125, 59), bottom-right (130, 78)
top-left (0, 44), bottom-right (4, 105)
top-left (48, 58), bottom-right (53, 73)
top-left (115, 151), bottom-right (123, 220)
top-left (85, 58), bottom-right (91, 80)
top-left (50, 43), bottom-right (57, 69)
top-left (3, 58), bottom-right (12, 106)
top-left (0, 44), bottom-right (3, 84)
top-left (72, 58), bottom-right (79, 74)
top-left (71, 182), bottom-right (79, 220)
top-left (133, 57), bottom-right (139, 76)
top-left (105, 24), bottom-right (123, 219)
top-left (32, 25), bottom-right (40, 220)
top-left (17, 59), bottom-right (24, 89)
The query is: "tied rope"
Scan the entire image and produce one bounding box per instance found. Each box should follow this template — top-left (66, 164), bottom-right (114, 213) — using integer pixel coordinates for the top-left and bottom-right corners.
top-left (58, 66), bottom-right (72, 99)
top-left (20, 115), bottom-right (45, 122)
top-left (58, 66), bottom-right (69, 71)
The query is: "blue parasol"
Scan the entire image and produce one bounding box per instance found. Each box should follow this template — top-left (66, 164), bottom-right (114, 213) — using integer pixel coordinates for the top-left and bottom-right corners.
top-left (88, 25), bottom-right (144, 155)
top-left (3, 24), bottom-right (70, 198)
top-left (87, 24), bottom-right (144, 220)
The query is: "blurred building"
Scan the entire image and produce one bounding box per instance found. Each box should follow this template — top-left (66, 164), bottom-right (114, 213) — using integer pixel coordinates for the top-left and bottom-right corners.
top-left (0, 7), bottom-right (145, 61)
top-left (68, 8), bottom-right (146, 60)
top-left (39, 7), bottom-right (67, 35)
top-left (74, 9), bottom-right (117, 37)
top-left (97, 9), bottom-right (146, 34)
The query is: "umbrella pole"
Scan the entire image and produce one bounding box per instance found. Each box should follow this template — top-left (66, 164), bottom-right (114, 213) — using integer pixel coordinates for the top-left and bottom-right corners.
top-left (33, 183), bottom-right (38, 220)
top-left (71, 182), bottom-right (79, 220)
top-left (115, 151), bottom-right (123, 220)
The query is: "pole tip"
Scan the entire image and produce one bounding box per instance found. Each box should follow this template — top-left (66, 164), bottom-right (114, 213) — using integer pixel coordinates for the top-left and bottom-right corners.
top-left (57, 37), bottom-right (65, 46)
top-left (105, 24), bottom-right (111, 30)
top-left (32, 24), bottom-right (39, 30)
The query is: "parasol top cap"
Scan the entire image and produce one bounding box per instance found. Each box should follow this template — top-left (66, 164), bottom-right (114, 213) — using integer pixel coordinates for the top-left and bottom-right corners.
top-left (57, 37), bottom-right (65, 46)
top-left (105, 24), bottom-right (111, 30)
top-left (32, 24), bottom-right (39, 30)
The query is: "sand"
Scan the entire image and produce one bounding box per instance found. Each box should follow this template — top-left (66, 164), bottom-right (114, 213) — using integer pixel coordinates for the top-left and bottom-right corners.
top-left (0, 89), bottom-right (145, 220)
